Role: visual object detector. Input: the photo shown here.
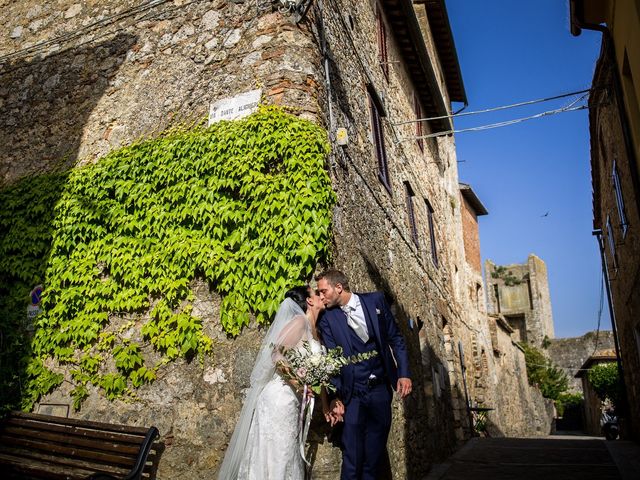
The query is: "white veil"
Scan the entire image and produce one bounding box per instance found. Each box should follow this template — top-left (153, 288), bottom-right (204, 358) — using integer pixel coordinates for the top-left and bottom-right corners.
top-left (218, 297), bottom-right (308, 480)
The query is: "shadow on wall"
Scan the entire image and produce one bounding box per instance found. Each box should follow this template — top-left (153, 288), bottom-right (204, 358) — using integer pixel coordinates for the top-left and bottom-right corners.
top-left (0, 33), bottom-right (137, 411)
top-left (0, 32), bottom-right (137, 187)
top-left (362, 256), bottom-right (459, 479)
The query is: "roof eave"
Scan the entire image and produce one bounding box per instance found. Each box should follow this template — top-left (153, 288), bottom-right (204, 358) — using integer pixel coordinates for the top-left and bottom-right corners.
top-left (381, 0), bottom-right (452, 132)
top-left (419, 0), bottom-right (467, 104)
top-left (460, 183), bottom-right (489, 216)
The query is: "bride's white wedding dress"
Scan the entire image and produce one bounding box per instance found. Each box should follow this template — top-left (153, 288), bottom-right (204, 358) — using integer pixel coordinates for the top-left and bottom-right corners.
top-left (218, 298), bottom-right (320, 480)
top-left (237, 336), bottom-right (322, 479)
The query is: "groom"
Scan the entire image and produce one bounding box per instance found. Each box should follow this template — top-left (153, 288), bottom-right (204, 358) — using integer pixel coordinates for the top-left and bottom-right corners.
top-left (316, 269), bottom-right (412, 480)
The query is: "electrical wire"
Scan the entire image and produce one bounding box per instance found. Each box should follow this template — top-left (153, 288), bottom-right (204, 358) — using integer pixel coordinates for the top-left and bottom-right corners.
top-left (396, 100), bottom-right (590, 142)
top-left (391, 88), bottom-right (592, 125)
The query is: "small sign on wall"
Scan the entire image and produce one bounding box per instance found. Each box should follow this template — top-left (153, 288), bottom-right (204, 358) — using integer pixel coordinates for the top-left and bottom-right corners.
top-left (25, 284), bottom-right (43, 332)
top-left (208, 89), bottom-right (262, 125)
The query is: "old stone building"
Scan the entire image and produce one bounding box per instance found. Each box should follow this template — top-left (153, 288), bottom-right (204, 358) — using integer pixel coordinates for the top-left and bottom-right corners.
top-left (547, 330), bottom-right (615, 392)
top-left (485, 254), bottom-right (555, 348)
top-left (450, 184), bottom-right (553, 438)
top-left (575, 349), bottom-right (617, 436)
top-left (1, 1), bottom-right (556, 478)
top-left (570, 0), bottom-right (640, 439)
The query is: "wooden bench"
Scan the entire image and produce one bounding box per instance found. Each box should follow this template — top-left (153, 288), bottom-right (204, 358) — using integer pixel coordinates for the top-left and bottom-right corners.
top-left (0, 411), bottom-right (160, 479)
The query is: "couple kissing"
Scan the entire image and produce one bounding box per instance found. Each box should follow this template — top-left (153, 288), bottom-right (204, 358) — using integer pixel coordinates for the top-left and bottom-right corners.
top-left (218, 269), bottom-right (412, 480)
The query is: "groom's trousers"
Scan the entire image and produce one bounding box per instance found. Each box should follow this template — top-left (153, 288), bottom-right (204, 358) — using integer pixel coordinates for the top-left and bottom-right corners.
top-left (341, 382), bottom-right (392, 480)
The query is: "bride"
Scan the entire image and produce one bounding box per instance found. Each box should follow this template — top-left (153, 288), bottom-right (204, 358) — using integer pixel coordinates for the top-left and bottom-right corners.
top-left (218, 286), bottom-right (326, 480)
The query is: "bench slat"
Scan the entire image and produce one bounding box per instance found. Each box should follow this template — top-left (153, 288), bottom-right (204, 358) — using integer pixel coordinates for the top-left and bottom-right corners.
top-left (0, 445), bottom-right (130, 477)
top-left (0, 412), bottom-right (159, 480)
top-left (0, 435), bottom-right (138, 468)
top-left (11, 411), bottom-right (150, 435)
top-left (6, 417), bottom-right (146, 444)
top-left (0, 451), bottom-right (97, 480)
top-left (1, 425), bottom-right (142, 455)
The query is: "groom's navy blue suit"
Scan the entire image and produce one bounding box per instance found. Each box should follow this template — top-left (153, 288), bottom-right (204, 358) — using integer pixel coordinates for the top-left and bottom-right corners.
top-left (318, 291), bottom-right (410, 480)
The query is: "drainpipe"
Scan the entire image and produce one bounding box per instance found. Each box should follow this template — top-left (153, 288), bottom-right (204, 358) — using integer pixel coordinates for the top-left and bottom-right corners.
top-left (593, 229), bottom-right (629, 419)
top-left (316, 0), bottom-right (334, 132)
top-left (458, 341), bottom-right (474, 436)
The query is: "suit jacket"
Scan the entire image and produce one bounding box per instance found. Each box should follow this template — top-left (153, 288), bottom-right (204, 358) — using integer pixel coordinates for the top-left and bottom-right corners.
top-left (317, 291), bottom-right (411, 404)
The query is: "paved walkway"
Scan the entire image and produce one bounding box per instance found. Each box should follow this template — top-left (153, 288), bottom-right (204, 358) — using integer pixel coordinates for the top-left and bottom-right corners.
top-left (425, 435), bottom-right (640, 480)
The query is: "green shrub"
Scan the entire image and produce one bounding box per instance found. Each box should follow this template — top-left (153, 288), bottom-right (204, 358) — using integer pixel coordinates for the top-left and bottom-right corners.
top-left (555, 392), bottom-right (583, 417)
top-left (0, 106), bottom-right (335, 412)
top-left (588, 362), bottom-right (622, 407)
top-left (520, 342), bottom-right (568, 400)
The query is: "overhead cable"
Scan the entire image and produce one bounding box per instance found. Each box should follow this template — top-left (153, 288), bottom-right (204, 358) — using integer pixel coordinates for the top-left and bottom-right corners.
top-left (391, 88), bottom-right (592, 125)
top-left (396, 99), bottom-right (590, 142)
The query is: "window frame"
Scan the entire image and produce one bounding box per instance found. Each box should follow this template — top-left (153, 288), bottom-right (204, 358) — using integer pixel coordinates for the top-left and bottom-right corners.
top-left (376, 7), bottom-right (389, 81)
top-left (425, 197), bottom-right (438, 267)
top-left (606, 215), bottom-right (618, 273)
top-left (404, 182), bottom-right (419, 247)
top-left (367, 85), bottom-right (391, 193)
top-left (414, 93), bottom-right (424, 153)
top-left (612, 158), bottom-right (629, 238)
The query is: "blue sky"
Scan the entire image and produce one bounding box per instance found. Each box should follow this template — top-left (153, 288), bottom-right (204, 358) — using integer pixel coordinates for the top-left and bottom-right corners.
top-left (446, 1), bottom-right (609, 338)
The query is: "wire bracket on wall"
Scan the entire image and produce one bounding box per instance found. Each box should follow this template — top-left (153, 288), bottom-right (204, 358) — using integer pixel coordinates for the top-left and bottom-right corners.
top-left (277, 0), bottom-right (313, 23)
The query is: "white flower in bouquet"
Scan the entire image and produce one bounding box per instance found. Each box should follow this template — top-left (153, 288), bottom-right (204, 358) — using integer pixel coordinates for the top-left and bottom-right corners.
top-left (276, 341), bottom-right (378, 394)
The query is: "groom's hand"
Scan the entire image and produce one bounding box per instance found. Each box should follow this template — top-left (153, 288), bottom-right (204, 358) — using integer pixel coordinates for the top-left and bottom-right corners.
top-left (326, 399), bottom-right (345, 426)
top-left (397, 377), bottom-right (412, 398)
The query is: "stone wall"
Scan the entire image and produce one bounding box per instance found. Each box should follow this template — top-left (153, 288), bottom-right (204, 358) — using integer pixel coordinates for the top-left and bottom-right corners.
top-left (2, 1), bottom-right (557, 477)
top-left (547, 331), bottom-right (615, 392)
top-left (314, 1), bottom-right (465, 474)
top-left (484, 317), bottom-right (555, 437)
top-left (589, 34), bottom-right (640, 440)
top-left (0, 0), bottom-right (322, 186)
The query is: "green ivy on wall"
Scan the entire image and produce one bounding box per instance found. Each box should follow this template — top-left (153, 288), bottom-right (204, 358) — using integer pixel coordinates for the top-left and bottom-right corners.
top-left (0, 106), bottom-right (335, 412)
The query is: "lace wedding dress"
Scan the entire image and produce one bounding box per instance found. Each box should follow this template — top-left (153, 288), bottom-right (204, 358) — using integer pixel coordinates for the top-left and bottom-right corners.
top-left (218, 298), bottom-right (321, 480)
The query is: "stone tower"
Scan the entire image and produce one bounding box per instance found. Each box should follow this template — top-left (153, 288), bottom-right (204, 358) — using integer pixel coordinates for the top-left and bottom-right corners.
top-left (485, 254), bottom-right (555, 347)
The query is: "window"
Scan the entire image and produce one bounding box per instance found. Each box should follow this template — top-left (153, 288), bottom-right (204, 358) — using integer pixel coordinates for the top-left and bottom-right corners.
top-left (404, 182), bottom-right (419, 246)
top-left (432, 365), bottom-right (442, 398)
top-left (606, 216), bottom-right (618, 273)
top-left (368, 86), bottom-right (391, 191)
top-left (622, 50), bottom-right (640, 147)
top-left (414, 94), bottom-right (424, 152)
top-left (493, 284), bottom-right (501, 313)
top-left (612, 159), bottom-right (628, 237)
top-left (634, 322), bottom-right (640, 364)
top-left (526, 278), bottom-right (534, 310)
top-left (425, 198), bottom-right (438, 267)
top-left (376, 8), bottom-right (389, 80)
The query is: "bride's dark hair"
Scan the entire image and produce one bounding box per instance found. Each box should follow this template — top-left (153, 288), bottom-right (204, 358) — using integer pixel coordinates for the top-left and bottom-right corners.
top-left (284, 286), bottom-right (310, 312)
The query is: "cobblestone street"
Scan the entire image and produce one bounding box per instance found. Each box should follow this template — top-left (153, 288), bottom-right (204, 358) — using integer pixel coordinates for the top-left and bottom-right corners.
top-left (426, 436), bottom-right (640, 480)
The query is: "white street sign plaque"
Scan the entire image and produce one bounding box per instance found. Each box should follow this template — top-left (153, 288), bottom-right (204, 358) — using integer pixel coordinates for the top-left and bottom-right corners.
top-left (208, 89), bottom-right (262, 125)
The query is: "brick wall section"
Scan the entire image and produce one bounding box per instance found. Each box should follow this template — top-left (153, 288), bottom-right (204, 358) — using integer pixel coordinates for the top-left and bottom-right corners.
top-left (460, 191), bottom-right (482, 273)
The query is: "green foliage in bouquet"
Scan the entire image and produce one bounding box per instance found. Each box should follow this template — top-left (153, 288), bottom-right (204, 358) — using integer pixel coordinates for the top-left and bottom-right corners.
top-left (0, 106), bottom-right (335, 412)
top-left (278, 341), bottom-right (378, 394)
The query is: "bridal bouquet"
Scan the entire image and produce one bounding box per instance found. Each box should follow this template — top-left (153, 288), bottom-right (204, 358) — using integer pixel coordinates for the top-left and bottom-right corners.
top-left (276, 341), bottom-right (378, 394)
